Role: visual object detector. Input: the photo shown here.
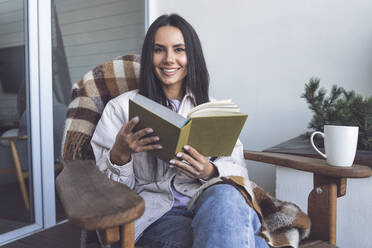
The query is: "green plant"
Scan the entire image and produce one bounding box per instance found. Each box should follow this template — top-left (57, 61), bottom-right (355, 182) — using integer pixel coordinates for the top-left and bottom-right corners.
top-left (301, 78), bottom-right (372, 150)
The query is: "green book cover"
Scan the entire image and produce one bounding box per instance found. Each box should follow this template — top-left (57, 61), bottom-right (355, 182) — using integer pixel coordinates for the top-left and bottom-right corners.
top-left (129, 94), bottom-right (247, 162)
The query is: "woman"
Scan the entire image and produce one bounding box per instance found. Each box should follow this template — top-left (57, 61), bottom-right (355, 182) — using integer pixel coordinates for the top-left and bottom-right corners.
top-left (91, 14), bottom-right (268, 248)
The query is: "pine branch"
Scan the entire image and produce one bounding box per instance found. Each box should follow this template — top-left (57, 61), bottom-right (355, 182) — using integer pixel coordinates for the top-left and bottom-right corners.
top-left (302, 78), bottom-right (372, 150)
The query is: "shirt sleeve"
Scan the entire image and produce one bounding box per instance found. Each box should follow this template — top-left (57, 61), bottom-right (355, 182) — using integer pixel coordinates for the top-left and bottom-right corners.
top-left (90, 100), bottom-right (136, 189)
top-left (205, 138), bottom-right (249, 181)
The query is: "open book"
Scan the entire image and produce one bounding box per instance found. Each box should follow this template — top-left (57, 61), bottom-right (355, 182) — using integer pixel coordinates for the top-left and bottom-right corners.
top-left (129, 94), bottom-right (247, 162)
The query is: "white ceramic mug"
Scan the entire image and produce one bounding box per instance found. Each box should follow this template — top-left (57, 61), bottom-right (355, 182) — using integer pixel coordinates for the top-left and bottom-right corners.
top-left (310, 125), bottom-right (359, 167)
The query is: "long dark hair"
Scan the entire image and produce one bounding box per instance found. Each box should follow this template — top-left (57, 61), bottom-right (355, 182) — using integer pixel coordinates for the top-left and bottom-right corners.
top-left (139, 14), bottom-right (210, 179)
top-left (139, 14), bottom-right (210, 106)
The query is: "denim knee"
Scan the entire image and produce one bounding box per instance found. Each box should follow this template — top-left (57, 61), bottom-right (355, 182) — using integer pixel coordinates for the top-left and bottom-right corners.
top-left (191, 184), bottom-right (265, 248)
top-left (192, 184), bottom-right (253, 228)
top-left (195, 184), bottom-right (246, 209)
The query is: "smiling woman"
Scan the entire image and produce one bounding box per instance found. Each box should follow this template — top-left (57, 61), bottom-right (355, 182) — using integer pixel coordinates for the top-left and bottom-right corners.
top-left (90, 14), bottom-right (268, 248)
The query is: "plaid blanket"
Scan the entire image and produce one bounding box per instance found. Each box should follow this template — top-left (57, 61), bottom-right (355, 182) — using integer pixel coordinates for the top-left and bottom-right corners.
top-left (61, 54), bottom-right (140, 160)
top-left (188, 176), bottom-right (311, 248)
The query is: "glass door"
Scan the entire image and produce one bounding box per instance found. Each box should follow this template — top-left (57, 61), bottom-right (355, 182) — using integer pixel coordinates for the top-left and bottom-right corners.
top-left (0, 0), bottom-right (147, 244)
top-left (0, 0), bottom-right (37, 235)
top-left (0, 0), bottom-right (56, 244)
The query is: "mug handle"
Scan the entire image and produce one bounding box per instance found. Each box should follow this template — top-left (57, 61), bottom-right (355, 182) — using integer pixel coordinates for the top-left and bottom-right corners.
top-left (310, 131), bottom-right (327, 159)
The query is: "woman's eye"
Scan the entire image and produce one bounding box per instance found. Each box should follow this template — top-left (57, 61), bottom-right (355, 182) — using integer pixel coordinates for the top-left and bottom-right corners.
top-left (175, 47), bottom-right (185, 53)
top-left (154, 47), bottom-right (163, 53)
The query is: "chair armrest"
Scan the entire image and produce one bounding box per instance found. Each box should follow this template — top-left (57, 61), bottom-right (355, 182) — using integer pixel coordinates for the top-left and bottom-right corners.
top-left (56, 160), bottom-right (145, 230)
top-left (244, 150), bottom-right (372, 179)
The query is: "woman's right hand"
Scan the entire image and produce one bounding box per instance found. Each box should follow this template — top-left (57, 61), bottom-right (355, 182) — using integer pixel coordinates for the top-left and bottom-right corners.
top-left (110, 116), bottom-right (162, 165)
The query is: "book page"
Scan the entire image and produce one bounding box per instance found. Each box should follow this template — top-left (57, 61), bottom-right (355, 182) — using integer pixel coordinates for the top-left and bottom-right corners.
top-left (187, 99), bottom-right (241, 118)
top-left (188, 109), bottom-right (241, 118)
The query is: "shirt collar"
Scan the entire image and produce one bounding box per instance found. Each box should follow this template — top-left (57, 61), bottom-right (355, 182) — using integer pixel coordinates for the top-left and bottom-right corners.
top-left (165, 88), bottom-right (197, 107)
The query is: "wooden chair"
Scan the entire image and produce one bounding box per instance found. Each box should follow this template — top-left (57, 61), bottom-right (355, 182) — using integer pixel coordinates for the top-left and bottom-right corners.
top-left (56, 55), bottom-right (372, 248)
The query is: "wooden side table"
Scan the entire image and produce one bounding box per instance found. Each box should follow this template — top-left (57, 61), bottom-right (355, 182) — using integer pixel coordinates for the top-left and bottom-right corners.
top-left (243, 136), bottom-right (372, 246)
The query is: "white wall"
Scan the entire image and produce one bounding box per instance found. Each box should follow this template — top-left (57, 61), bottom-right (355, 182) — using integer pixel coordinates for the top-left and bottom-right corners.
top-left (149, 1), bottom-right (372, 247)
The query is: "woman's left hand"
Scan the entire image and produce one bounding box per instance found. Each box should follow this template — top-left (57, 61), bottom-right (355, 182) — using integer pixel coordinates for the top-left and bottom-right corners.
top-left (169, 145), bottom-right (218, 180)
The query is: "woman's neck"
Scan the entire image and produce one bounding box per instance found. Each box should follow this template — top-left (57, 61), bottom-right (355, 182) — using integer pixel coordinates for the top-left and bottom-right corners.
top-left (162, 84), bottom-right (184, 100)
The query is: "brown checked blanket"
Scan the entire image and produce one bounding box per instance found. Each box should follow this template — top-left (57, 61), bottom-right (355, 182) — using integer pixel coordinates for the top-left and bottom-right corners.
top-left (61, 54), bottom-right (310, 248)
top-left (61, 54), bottom-right (141, 160)
top-left (188, 176), bottom-right (311, 248)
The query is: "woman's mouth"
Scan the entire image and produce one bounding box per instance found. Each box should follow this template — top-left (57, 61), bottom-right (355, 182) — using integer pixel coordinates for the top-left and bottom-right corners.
top-left (161, 67), bottom-right (180, 76)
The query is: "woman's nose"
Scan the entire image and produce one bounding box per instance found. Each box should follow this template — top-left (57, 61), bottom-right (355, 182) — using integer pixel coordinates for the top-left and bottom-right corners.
top-left (164, 50), bottom-right (175, 64)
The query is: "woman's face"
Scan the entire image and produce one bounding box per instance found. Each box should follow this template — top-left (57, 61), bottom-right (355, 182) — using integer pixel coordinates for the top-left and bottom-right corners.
top-left (153, 26), bottom-right (188, 93)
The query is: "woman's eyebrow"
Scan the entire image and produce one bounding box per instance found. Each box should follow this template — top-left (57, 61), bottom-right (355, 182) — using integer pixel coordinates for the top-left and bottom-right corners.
top-left (154, 43), bottom-right (185, 48)
top-left (154, 43), bottom-right (165, 48)
top-left (173, 43), bottom-right (185, 47)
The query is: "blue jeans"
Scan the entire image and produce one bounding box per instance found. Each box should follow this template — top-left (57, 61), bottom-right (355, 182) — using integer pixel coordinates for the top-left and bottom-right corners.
top-left (136, 184), bottom-right (268, 248)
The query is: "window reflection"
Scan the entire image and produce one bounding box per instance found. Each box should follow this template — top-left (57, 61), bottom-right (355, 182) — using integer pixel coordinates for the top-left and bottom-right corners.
top-left (0, 0), bottom-right (34, 234)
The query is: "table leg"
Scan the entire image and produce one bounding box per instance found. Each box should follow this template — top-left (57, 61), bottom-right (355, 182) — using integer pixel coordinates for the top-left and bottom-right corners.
top-left (9, 140), bottom-right (30, 210)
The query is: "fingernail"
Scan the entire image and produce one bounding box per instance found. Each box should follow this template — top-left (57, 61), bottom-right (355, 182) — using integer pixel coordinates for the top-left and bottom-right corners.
top-left (133, 116), bottom-right (139, 122)
top-left (157, 145), bottom-right (163, 149)
top-left (184, 145), bottom-right (190, 150)
top-left (153, 136), bottom-right (159, 141)
top-left (169, 160), bottom-right (175, 164)
top-left (146, 128), bottom-right (153, 133)
top-left (176, 152), bottom-right (182, 158)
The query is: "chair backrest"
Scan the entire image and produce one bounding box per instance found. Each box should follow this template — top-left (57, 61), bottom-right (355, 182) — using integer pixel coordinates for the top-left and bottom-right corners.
top-left (61, 54), bottom-right (141, 160)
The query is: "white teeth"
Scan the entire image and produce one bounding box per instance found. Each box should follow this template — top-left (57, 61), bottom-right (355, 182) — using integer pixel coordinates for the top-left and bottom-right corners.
top-left (163, 68), bottom-right (178, 72)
